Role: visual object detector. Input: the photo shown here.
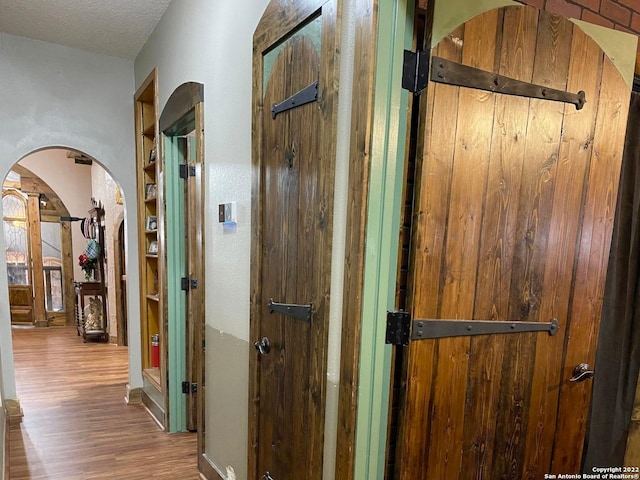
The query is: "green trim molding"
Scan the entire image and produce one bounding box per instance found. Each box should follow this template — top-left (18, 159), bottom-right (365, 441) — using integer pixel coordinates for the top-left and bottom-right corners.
top-left (353, 0), bottom-right (413, 478)
top-left (164, 134), bottom-right (187, 433)
top-left (354, 0), bottom-right (638, 477)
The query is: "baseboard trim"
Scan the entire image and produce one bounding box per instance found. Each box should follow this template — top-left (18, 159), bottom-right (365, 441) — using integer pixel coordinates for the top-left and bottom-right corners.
top-left (200, 453), bottom-right (224, 480)
top-left (4, 399), bottom-right (22, 425)
top-left (124, 385), bottom-right (142, 405)
top-left (3, 403), bottom-right (8, 480)
top-left (141, 390), bottom-right (165, 430)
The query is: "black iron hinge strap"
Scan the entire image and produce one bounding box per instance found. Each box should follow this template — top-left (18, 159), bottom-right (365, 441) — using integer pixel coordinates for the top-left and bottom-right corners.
top-left (411, 318), bottom-right (559, 340)
top-left (268, 299), bottom-right (312, 322)
top-left (271, 81), bottom-right (318, 119)
top-left (431, 56), bottom-right (586, 110)
top-left (385, 311), bottom-right (559, 345)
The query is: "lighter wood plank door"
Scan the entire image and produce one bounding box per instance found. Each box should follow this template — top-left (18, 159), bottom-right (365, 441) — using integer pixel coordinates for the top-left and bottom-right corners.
top-left (396, 6), bottom-right (630, 479)
top-left (250, 7), bottom-right (337, 479)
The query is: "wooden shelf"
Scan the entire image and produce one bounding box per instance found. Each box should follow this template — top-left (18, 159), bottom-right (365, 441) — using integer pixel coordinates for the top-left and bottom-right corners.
top-left (136, 67), bottom-right (165, 429)
top-left (143, 123), bottom-right (155, 137)
top-left (144, 161), bottom-right (157, 173)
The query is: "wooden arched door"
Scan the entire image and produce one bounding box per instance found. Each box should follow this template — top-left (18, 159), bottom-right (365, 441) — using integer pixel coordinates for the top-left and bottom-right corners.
top-left (395, 6), bottom-right (631, 478)
top-left (250, 1), bottom-right (340, 478)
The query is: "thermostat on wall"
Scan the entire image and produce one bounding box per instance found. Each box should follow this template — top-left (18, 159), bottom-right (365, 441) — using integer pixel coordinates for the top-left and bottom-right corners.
top-left (218, 202), bottom-right (237, 224)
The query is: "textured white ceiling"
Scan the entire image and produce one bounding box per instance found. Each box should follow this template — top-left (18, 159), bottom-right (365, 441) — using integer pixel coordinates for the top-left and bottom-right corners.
top-left (0, 0), bottom-right (172, 58)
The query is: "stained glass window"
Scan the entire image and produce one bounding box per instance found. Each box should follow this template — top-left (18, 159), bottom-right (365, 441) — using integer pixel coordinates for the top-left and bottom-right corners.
top-left (3, 192), bottom-right (29, 286)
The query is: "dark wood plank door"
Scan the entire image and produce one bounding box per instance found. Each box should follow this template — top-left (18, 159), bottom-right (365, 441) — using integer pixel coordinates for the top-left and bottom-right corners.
top-left (396, 6), bottom-right (630, 479)
top-left (250, 8), bottom-right (337, 479)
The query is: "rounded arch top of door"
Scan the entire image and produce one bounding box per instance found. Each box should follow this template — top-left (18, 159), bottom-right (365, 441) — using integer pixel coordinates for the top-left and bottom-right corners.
top-left (159, 82), bottom-right (204, 134)
top-left (254, 0), bottom-right (330, 54)
top-left (430, 1), bottom-right (636, 89)
top-left (395, 4), bottom-right (632, 478)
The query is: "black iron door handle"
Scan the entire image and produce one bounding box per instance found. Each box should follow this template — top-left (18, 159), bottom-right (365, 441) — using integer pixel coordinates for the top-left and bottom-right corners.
top-left (569, 363), bottom-right (594, 382)
top-left (254, 337), bottom-right (270, 356)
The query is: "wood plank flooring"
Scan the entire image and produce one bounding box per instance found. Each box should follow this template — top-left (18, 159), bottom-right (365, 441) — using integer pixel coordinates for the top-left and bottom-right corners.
top-left (9, 326), bottom-right (200, 479)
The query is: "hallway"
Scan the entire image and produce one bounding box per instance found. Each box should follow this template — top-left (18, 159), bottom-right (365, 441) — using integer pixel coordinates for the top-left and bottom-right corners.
top-left (8, 326), bottom-right (200, 479)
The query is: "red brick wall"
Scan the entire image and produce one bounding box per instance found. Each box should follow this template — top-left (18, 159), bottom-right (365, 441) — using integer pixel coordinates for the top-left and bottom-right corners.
top-left (515, 0), bottom-right (640, 70)
top-left (516, 0), bottom-right (639, 34)
top-left (417, 0), bottom-right (640, 70)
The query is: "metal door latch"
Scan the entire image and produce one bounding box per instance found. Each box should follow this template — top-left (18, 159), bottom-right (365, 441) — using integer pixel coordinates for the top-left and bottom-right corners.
top-left (254, 337), bottom-right (270, 356)
top-left (261, 472), bottom-right (275, 480)
top-left (569, 363), bottom-right (594, 382)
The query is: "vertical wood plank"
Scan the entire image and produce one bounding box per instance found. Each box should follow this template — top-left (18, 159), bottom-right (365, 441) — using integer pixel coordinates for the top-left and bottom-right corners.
top-left (249, 22), bottom-right (264, 480)
top-left (490, 10), bottom-right (573, 478)
top-left (460, 7), bottom-right (537, 479)
top-left (335, 0), bottom-right (377, 477)
top-left (523, 26), bottom-right (603, 479)
top-left (192, 102), bottom-right (207, 467)
top-left (552, 56), bottom-right (630, 472)
top-left (427, 10), bottom-right (500, 480)
top-left (61, 221), bottom-right (75, 326)
top-left (27, 193), bottom-right (46, 326)
top-left (396, 23), bottom-right (465, 480)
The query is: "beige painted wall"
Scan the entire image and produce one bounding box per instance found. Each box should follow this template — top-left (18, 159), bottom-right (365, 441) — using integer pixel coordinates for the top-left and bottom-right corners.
top-left (135, 0), bottom-right (359, 477)
top-left (134, 0), bottom-right (268, 477)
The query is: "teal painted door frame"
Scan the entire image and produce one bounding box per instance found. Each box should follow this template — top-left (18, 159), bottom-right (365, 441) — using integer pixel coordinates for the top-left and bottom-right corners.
top-left (353, 0), bottom-right (414, 477)
top-left (164, 134), bottom-right (187, 433)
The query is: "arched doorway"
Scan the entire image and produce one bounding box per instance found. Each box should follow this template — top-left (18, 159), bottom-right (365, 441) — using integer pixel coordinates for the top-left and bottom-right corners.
top-left (3, 149), bottom-right (130, 344)
top-left (3, 164), bottom-right (74, 328)
top-left (390, 5), bottom-right (632, 478)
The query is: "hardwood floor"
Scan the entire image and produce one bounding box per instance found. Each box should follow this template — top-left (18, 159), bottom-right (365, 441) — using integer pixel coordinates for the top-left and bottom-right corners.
top-left (9, 326), bottom-right (200, 479)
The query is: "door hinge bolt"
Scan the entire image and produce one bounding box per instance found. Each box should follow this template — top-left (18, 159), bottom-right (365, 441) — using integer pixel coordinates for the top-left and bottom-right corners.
top-left (181, 382), bottom-right (197, 394)
top-left (180, 277), bottom-right (197, 291)
top-left (385, 311), bottom-right (411, 346)
top-left (179, 164), bottom-right (196, 179)
top-left (402, 50), bottom-right (429, 94)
